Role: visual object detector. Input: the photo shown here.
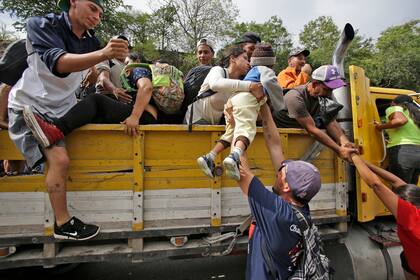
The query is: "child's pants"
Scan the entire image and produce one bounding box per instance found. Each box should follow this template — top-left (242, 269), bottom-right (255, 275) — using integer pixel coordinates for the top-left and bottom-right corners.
top-left (220, 92), bottom-right (267, 148)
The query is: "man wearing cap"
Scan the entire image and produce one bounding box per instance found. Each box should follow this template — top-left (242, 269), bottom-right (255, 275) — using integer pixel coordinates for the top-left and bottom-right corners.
top-left (196, 38), bottom-right (215, 66)
top-left (237, 32), bottom-right (262, 60)
top-left (278, 48), bottom-right (311, 89)
top-left (272, 65), bottom-right (357, 162)
top-left (7, 0), bottom-right (128, 240)
top-left (238, 103), bottom-right (323, 280)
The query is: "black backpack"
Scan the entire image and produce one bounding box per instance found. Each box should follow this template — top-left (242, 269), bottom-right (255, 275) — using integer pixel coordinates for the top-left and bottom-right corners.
top-left (181, 65), bottom-right (212, 113)
top-left (0, 39), bottom-right (34, 86)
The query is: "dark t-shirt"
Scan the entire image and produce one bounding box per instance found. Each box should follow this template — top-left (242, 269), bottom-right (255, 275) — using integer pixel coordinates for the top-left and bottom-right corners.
top-left (246, 176), bottom-right (310, 280)
top-left (273, 84), bottom-right (320, 128)
top-left (27, 12), bottom-right (101, 77)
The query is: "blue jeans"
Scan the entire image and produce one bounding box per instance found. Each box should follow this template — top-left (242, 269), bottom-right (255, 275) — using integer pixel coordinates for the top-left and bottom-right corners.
top-left (388, 144), bottom-right (420, 185)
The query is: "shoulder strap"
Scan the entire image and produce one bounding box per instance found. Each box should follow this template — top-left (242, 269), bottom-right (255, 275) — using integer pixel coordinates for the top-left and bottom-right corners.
top-left (187, 67), bottom-right (228, 133)
top-left (261, 237), bottom-right (281, 280)
top-left (291, 205), bottom-right (311, 232)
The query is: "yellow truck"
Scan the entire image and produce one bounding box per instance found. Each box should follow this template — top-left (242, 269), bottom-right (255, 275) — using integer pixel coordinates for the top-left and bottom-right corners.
top-left (0, 24), bottom-right (418, 279)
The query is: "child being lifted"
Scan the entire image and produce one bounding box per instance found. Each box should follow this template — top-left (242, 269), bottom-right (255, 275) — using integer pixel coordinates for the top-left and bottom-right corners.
top-left (197, 43), bottom-right (284, 180)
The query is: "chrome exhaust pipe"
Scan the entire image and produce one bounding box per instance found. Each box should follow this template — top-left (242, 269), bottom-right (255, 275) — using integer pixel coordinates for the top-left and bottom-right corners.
top-left (332, 23), bottom-right (355, 191)
top-left (332, 23), bottom-right (354, 131)
top-left (333, 23), bottom-right (355, 76)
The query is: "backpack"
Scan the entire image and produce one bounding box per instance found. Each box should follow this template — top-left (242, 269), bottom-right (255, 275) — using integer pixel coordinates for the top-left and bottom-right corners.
top-left (0, 39), bottom-right (34, 86)
top-left (187, 67), bottom-right (227, 132)
top-left (120, 63), bottom-right (184, 115)
top-left (182, 65), bottom-right (212, 112)
top-left (261, 205), bottom-right (331, 280)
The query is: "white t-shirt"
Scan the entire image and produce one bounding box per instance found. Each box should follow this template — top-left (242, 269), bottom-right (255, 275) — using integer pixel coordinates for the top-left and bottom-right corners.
top-left (184, 66), bottom-right (251, 124)
top-left (8, 40), bottom-right (88, 118)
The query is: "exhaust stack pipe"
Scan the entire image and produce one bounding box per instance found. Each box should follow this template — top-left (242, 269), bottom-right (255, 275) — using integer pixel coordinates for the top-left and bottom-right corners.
top-left (332, 23), bottom-right (354, 133)
top-left (332, 23), bottom-right (355, 191)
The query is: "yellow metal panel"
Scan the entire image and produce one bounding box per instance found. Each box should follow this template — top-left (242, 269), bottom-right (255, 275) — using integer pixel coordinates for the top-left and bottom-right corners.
top-left (66, 129), bottom-right (134, 160)
top-left (0, 130), bottom-right (23, 160)
top-left (66, 172), bottom-right (134, 191)
top-left (348, 66), bottom-right (415, 222)
top-left (0, 175), bottom-right (45, 192)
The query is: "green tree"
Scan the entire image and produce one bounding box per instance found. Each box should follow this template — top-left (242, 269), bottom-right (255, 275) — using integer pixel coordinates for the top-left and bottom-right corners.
top-left (362, 20), bottom-right (420, 91)
top-left (158, 0), bottom-right (239, 51)
top-left (228, 16), bottom-right (293, 73)
top-left (299, 16), bottom-right (374, 77)
top-left (299, 16), bottom-right (340, 68)
top-left (150, 4), bottom-right (178, 51)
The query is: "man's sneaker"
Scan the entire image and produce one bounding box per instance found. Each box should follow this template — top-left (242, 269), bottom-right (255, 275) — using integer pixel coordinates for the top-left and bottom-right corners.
top-left (197, 155), bottom-right (215, 178)
top-left (54, 217), bottom-right (100, 241)
top-left (22, 105), bottom-right (64, 148)
top-left (223, 153), bottom-right (241, 181)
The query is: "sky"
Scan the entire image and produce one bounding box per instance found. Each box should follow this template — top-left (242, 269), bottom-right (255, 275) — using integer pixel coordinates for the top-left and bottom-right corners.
top-left (1, 0), bottom-right (419, 44)
top-left (123, 0), bottom-right (420, 44)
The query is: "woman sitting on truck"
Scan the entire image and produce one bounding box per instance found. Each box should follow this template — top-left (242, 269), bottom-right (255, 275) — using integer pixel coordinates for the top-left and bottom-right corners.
top-left (374, 95), bottom-right (420, 185)
top-left (350, 154), bottom-right (420, 280)
top-left (184, 45), bottom-right (264, 125)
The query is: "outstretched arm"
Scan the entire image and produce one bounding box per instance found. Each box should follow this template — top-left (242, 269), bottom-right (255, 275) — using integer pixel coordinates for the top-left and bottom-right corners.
top-left (363, 160), bottom-right (406, 189)
top-left (297, 116), bottom-right (358, 162)
top-left (260, 103), bottom-right (285, 171)
top-left (351, 154), bottom-right (398, 217)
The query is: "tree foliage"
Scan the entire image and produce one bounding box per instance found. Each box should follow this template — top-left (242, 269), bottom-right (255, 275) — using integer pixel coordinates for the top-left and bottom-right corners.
top-left (362, 20), bottom-right (420, 91)
top-left (158, 0), bottom-right (239, 51)
top-left (299, 16), bottom-right (375, 78)
top-left (0, 0), bottom-right (127, 42)
top-left (228, 16), bottom-right (293, 72)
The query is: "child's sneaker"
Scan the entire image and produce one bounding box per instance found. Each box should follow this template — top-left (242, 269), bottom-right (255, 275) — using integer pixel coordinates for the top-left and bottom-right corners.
top-left (223, 153), bottom-right (241, 181)
top-left (23, 105), bottom-right (64, 148)
top-left (197, 155), bottom-right (215, 178)
top-left (54, 217), bottom-right (100, 241)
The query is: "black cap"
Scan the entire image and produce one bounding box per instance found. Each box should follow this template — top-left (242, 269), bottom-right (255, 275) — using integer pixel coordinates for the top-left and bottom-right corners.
top-left (237, 32), bottom-right (261, 44)
top-left (288, 48), bottom-right (310, 58)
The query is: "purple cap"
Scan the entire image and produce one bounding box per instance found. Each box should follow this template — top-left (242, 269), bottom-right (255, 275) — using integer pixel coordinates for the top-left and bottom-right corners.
top-left (312, 65), bottom-right (346, 89)
top-left (282, 160), bottom-right (321, 203)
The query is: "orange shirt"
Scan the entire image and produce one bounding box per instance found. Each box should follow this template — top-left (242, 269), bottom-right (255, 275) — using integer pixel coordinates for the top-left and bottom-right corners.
top-left (277, 66), bottom-right (309, 89)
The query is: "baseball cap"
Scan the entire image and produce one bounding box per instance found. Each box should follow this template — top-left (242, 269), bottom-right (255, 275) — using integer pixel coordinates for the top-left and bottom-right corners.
top-left (288, 48), bottom-right (310, 58)
top-left (237, 32), bottom-right (262, 44)
top-left (312, 65), bottom-right (346, 89)
top-left (197, 38), bottom-right (215, 53)
top-left (57, 0), bottom-right (104, 12)
top-left (281, 160), bottom-right (321, 204)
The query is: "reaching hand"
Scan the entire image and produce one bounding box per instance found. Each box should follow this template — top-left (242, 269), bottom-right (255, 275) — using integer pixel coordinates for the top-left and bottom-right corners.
top-left (121, 115), bottom-right (139, 136)
top-left (338, 145), bottom-right (359, 163)
top-left (301, 64), bottom-right (312, 75)
top-left (224, 105), bottom-right (235, 126)
top-left (102, 38), bottom-right (129, 61)
top-left (373, 120), bottom-right (384, 131)
top-left (249, 82), bottom-right (265, 102)
top-left (113, 88), bottom-right (132, 104)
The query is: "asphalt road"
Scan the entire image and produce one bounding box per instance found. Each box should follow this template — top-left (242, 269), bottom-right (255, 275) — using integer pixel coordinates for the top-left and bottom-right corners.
top-left (0, 255), bottom-right (247, 280)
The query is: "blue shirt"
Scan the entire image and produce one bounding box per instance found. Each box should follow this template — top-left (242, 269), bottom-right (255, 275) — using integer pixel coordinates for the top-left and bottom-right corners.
top-left (246, 176), bottom-right (310, 280)
top-left (243, 66), bottom-right (267, 95)
top-left (27, 12), bottom-right (100, 77)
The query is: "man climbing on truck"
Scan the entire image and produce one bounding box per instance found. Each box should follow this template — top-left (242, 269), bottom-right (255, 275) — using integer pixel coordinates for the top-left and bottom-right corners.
top-left (7, 0), bottom-right (129, 240)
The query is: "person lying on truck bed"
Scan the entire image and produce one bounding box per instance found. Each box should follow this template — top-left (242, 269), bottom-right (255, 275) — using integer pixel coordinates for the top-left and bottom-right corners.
top-left (95, 35), bottom-right (132, 102)
top-left (237, 103), bottom-right (329, 279)
top-left (7, 0), bottom-right (129, 241)
top-left (184, 45), bottom-right (265, 126)
top-left (272, 65), bottom-right (358, 162)
top-left (350, 154), bottom-right (420, 280)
